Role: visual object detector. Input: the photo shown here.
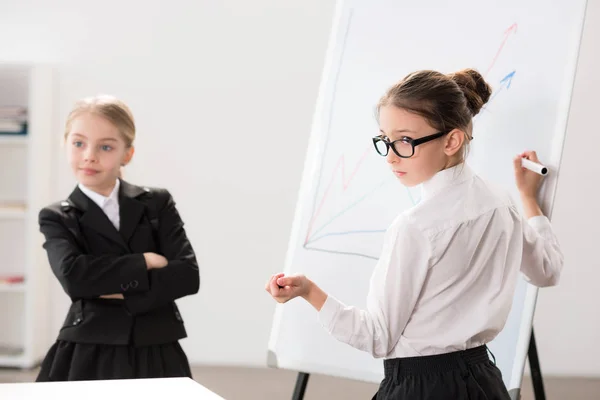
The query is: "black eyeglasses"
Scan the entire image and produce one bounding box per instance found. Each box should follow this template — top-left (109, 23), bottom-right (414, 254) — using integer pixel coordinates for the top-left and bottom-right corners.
top-left (372, 131), bottom-right (449, 158)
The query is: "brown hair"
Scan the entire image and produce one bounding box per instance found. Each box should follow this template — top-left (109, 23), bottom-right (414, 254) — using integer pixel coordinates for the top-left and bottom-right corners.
top-left (64, 94), bottom-right (136, 147)
top-left (377, 68), bottom-right (492, 158)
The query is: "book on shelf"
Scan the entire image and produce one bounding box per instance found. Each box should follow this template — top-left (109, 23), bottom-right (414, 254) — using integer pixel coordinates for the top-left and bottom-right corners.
top-left (0, 106), bottom-right (26, 118)
top-left (0, 275), bottom-right (24, 285)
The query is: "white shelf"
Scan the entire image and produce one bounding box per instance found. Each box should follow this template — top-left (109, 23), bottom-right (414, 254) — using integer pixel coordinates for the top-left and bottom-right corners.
top-left (0, 205), bottom-right (26, 219)
top-left (0, 64), bottom-right (55, 369)
top-left (0, 135), bottom-right (27, 146)
top-left (0, 282), bottom-right (26, 293)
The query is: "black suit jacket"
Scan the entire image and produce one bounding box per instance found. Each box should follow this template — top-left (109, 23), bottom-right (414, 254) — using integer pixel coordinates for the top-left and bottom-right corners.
top-left (40, 180), bottom-right (200, 346)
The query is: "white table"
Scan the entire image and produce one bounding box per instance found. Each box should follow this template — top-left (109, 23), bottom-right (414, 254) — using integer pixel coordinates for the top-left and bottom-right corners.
top-left (0, 377), bottom-right (225, 400)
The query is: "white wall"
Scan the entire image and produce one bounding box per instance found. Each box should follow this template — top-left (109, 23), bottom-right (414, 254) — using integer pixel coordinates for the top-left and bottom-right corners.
top-left (1, 0), bottom-right (598, 376)
top-left (0, 0), bottom-right (337, 366)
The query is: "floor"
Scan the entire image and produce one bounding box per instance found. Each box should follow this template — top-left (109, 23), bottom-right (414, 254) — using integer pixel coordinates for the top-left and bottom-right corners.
top-left (1, 365), bottom-right (599, 399)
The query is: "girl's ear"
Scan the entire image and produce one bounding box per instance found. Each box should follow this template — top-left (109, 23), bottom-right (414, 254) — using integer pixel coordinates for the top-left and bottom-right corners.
top-left (122, 146), bottom-right (135, 166)
top-left (444, 129), bottom-right (465, 157)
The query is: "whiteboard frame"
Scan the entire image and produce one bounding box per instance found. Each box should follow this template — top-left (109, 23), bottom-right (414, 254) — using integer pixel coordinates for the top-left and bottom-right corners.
top-left (504, 0), bottom-right (588, 394)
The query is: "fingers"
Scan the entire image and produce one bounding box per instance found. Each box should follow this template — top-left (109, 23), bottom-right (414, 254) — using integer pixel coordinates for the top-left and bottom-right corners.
top-left (519, 150), bottom-right (540, 162)
top-left (155, 257), bottom-right (168, 269)
top-left (265, 273), bottom-right (300, 304)
top-left (273, 286), bottom-right (295, 303)
top-left (276, 276), bottom-right (297, 287)
top-left (265, 273), bottom-right (285, 291)
top-left (513, 154), bottom-right (523, 173)
top-left (527, 151), bottom-right (539, 162)
top-left (270, 273), bottom-right (287, 295)
top-left (514, 151), bottom-right (543, 177)
top-left (270, 275), bottom-right (280, 294)
top-left (99, 293), bottom-right (124, 299)
top-left (265, 275), bottom-right (276, 292)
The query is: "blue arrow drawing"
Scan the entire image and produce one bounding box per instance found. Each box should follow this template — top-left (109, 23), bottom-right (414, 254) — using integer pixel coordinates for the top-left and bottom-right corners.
top-left (490, 70), bottom-right (516, 103)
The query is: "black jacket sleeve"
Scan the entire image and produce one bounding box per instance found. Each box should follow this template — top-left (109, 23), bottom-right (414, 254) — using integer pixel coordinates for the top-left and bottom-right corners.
top-left (39, 206), bottom-right (150, 299)
top-left (124, 189), bottom-right (200, 315)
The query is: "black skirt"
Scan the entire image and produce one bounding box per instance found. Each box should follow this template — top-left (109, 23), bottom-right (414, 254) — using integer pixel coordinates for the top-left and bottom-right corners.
top-left (36, 340), bottom-right (192, 382)
top-left (372, 345), bottom-right (511, 400)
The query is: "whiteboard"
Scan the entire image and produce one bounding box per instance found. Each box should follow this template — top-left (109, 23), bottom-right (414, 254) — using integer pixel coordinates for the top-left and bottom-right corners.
top-left (268, 0), bottom-right (586, 397)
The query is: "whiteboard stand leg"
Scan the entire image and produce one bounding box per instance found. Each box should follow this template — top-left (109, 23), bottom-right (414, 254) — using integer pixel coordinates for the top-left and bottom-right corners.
top-left (528, 328), bottom-right (546, 400)
top-left (292, 372), bottom-right (310, 400)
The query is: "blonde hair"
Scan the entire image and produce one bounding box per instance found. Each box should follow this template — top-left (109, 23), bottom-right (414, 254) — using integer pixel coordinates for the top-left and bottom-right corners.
top-left (64, 94), bottom-right (136, 147)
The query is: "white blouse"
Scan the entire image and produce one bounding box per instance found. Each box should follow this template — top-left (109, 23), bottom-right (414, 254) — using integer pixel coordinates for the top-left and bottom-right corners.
top-left (318, 164), bottom-right (563, 359)
top-left (79, 179), bottom-right (121, 231)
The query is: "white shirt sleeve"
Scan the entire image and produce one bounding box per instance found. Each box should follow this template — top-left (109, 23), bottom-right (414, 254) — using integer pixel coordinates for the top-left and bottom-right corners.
top-left (520, 215), bottom-right (563, 287)
top-left (317, 216), bottom-right (431, 358)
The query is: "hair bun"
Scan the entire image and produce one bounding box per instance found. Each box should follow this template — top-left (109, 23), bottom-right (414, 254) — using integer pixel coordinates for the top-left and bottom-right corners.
top-left (448, 69), bottom-right (492, 116)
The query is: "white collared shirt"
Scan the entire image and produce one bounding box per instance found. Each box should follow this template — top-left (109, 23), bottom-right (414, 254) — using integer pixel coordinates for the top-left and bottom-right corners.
top-left (318, 164), bottom-right (563, 359)
top-left (79, 179), bottom-right (121, 231)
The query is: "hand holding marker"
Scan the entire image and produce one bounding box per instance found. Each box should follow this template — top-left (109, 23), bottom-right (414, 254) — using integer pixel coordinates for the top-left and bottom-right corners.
top-left (521, 158), bottom-right (548, 176)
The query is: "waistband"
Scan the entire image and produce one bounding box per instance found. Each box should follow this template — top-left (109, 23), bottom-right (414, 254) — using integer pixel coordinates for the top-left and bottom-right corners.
top-left (384, 345), bottom-right (492, 376)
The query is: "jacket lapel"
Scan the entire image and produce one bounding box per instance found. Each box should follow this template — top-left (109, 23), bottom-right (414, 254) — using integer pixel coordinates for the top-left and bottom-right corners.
top-left (68, 186), bottom-right (129, 251)
top-left (118, 180), bottom-right (147, 245)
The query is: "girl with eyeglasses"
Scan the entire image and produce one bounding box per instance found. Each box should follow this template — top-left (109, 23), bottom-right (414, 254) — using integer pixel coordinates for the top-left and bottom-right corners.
top-left (265, 68), bottom-right (562, 400)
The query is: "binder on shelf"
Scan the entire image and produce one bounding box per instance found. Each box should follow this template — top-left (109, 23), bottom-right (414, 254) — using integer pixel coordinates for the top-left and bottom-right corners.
top-left (0, 121), bottom-right (27, 136)
top-left (0, 106), bottom-right (28, 136)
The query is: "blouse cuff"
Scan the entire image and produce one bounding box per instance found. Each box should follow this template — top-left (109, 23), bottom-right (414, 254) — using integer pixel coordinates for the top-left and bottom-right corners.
top-left (318, 294), bottom-right (344, 332)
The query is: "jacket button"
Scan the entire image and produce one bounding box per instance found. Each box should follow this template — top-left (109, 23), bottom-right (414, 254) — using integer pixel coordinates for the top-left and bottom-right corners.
top-left (130, 280), bottom-right (139, 289)
top-left (121, 283), bottom-right (130, 291)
